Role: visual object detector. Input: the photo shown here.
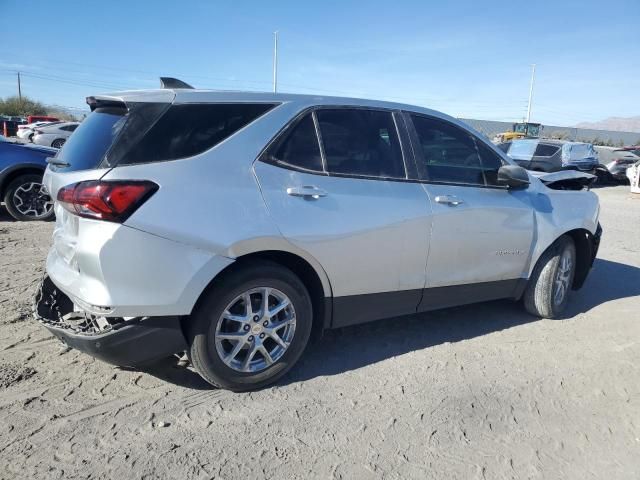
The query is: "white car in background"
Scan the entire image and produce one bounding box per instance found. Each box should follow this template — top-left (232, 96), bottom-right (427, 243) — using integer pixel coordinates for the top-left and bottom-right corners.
top-left (627, 159), bottom-right (640, 193)
top-left (32, 122), bottom-right (79, 148)
top-left (17, 121), bottom-right (60, 142)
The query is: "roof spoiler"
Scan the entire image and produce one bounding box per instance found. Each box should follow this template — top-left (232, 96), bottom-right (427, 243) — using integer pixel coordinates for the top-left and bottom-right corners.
top-left (159, 77), bottom-right (194, 89)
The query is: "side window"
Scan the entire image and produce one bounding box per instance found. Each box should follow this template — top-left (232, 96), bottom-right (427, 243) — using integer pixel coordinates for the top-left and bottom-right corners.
top-left (534, 143), bottom-right (560, 157)
top-left (315, 109), bottom-right (405, 178)
top-left (266, 113), bottom-right (323, 172)
top-left (121, 103), bottom-right (276, 164)
top-left (410, 114), bottom-right (488, 185)
top-left (475, 140), bottom-right (505, 186)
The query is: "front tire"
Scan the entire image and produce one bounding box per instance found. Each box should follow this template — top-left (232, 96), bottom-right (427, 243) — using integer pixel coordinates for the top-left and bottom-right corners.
top-left (3, 174), bottom-right (54, 221)
top-left (187, 261), bottom-right (313, 391)
top-left (524, 236), bottom-right (576, 318)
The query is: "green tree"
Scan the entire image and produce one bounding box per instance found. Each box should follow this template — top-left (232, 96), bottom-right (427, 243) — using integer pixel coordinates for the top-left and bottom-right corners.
top-left (0, 95), bottom-right (47, 116)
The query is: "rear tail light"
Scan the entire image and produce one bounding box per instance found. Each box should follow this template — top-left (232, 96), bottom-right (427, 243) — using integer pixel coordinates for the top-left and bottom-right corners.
top-left (57, 180), bottom-right (158, 223)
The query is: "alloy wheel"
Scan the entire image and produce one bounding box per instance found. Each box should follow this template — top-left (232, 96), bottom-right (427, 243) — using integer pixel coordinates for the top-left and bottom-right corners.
top-left (214, 287), bottom-right (296, 373)
top-left (553, 249), bottom-right (573, 305)
top-left (12, 182), bottom-right (54, 219)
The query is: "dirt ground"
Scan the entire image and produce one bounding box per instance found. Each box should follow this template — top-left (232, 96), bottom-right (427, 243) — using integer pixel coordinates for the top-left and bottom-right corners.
top-left (0, 186), bottom-right (638, 479)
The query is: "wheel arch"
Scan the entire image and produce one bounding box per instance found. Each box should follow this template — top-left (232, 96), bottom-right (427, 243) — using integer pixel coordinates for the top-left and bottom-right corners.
top-left (529, 227), bottom-right (598, 292)
top-left (188, 247), bottom-right (333, 338)
top-left (563, 228), bottom-right (599, 290)
top-left (0, 165), bottom-right (45, 198)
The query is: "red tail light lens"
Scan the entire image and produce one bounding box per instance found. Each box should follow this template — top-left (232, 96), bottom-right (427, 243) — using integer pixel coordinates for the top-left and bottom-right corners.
top-left (57, 180), bottom-right (158, 222)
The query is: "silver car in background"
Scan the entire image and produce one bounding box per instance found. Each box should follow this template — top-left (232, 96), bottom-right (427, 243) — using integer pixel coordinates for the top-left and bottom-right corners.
top-left (34, 84), bottom-right (601, 391)
top-left (33, 121), bottom-right (80, 148)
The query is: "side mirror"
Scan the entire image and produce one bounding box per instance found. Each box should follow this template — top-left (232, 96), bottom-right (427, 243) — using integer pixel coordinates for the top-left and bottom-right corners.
top-left (497, 165), bottom-right (530, 189)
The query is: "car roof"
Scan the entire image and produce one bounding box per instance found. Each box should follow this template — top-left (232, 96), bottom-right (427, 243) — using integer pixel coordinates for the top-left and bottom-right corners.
top-left (90, 88), bottom-right (460, 124)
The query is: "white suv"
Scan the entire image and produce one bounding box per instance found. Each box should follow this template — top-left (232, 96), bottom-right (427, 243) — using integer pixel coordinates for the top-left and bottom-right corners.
top-left (34, 82), bottom-right (601, 391)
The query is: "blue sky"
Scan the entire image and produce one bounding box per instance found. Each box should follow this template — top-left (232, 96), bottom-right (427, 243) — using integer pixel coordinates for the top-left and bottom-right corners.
top-left (1, 0), bottom-right (638, 126)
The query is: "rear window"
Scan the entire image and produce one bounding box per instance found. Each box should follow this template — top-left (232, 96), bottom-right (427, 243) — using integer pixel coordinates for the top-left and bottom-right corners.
top-left (53, 106), bottom-right (128, 172)
top-left (53, 102), bottom-right (276, 172)
top-left (506, 139), bottom-right (538, 161)
top-left (562, 143), bottom-right (597, 161)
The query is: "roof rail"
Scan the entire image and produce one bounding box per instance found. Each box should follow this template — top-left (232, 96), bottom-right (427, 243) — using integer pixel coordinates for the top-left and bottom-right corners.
top-left (159, 77), bottom-right (194, 89)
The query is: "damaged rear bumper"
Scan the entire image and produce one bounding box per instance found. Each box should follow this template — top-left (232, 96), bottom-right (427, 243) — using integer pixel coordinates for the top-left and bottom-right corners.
top-left (33, 276), bottom-right (188, 367)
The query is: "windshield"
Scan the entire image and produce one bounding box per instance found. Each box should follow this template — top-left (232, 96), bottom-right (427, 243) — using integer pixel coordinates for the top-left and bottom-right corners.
top-left (506, 139), bottom-right (538, 160)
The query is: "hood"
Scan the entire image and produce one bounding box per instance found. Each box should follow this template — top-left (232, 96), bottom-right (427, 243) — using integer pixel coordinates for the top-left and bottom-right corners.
top-left (530, 170), bottom-right (596, 190)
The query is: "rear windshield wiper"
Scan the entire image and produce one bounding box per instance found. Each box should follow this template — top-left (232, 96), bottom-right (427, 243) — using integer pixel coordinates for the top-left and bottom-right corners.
top-left (46, 157), bottom-right (70, 167)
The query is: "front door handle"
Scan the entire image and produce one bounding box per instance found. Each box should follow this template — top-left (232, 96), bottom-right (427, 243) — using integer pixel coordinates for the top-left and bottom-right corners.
top-left (286, 185), bottom-right (328, 200)
top-left (435, 195), bottom-right (464, 206)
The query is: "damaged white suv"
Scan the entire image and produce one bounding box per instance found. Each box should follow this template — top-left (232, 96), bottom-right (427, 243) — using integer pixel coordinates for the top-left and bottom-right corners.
top-left (34, 80), bottom-right (601, 391)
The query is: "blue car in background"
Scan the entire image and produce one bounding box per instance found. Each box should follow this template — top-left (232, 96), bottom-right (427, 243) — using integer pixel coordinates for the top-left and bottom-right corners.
top-left (0, 135), bottom-right (56, 221)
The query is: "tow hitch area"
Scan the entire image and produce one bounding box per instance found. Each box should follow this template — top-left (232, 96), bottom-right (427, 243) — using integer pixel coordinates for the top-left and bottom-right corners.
top-left (33, 276), bottom-right (188, 367)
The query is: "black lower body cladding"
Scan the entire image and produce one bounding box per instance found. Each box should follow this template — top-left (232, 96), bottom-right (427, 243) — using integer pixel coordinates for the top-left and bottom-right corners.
top-left (33, 276), bottom-right (187, 367)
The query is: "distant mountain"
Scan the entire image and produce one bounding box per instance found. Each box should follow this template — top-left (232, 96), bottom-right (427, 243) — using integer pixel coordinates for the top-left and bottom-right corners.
top-left (575, 116), bottom-right (640, 133)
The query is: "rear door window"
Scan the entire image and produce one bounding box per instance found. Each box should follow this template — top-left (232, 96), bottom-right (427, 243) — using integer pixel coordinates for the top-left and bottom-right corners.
top-left (315, 109), bottom-right (406, 179)
top-left (264, 113), bottom-right (323, 172)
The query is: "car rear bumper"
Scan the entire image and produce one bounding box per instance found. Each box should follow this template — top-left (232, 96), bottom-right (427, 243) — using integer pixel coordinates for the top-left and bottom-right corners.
top-left (33, 276), bottom-right (187, 366)
top-left (46, 214), bottom-right (234, 318)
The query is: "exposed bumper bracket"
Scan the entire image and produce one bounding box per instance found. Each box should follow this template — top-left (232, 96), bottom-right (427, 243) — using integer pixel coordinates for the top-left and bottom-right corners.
top-left (33, 276), bottom-right (188, 367)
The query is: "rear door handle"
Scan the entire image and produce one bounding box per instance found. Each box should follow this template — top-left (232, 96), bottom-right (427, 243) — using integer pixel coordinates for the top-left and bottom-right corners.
top-left (434, 195), bottom-right (464, 206)
top-left (286, 186), bottom-right (328, 200)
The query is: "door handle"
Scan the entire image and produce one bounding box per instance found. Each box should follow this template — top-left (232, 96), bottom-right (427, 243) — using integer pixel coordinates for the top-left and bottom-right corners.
top-left (286, 185), bottom-right (328, 200)
top-left (435, 195), bottom-right (464, 206)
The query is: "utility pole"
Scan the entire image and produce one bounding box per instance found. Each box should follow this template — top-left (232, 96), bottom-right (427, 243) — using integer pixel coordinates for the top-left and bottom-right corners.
top-left (17, 71), bottom-right (22, 102)
top-left (526, 63), bottom-right (536, 123)
top-left (272, 31), bottom-right (278, 93)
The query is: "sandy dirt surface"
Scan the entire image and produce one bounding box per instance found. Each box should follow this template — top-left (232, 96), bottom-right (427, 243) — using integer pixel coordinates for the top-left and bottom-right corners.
top-left (0, 186), bottom-right (638, 479)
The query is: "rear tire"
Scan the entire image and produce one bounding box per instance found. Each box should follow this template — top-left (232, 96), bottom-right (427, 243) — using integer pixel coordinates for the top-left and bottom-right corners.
top-left (187, 261), bottom-right (313, 391)
top-left (523, 236), bottom-right (576, 318)
top-left (51, 138), bottom-right (65, 149)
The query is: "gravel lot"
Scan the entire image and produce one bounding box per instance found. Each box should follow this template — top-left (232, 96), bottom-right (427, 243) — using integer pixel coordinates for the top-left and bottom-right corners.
top-left (0, 186), bottom-right (638, 479)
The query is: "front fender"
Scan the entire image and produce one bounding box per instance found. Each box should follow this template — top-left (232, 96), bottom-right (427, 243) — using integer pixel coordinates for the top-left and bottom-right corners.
top-left (527, 187), bottom-right (599, 278)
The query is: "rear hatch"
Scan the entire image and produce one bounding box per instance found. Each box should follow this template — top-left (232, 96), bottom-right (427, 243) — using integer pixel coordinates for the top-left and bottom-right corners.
top-left (44, 90), bottom-right (175, 265)
top-left (561, 143), bottom-right (599, 170)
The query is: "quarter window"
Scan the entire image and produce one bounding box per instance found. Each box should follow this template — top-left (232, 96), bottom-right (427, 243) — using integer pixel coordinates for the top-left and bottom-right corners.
top-left (411, 115), bottom-right (495, 186)
top-left (315, 109), bottom-right (405, 178)
top-left (266, 113), bottom-right (323, 172)
top-left (121, 103), bottom-right (276, 165)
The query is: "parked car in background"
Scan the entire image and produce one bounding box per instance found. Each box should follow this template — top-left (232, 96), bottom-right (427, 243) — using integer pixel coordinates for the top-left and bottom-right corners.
top-left (627, 158), bottom-right (640, 193)
top-left (27, 115), bottom-right (59, 124)
top-left (499, 139), bottom-right (599, 174)
top-left (32, 122), bottom-right (79, 148)
top-left (35, 87), bottom-right (601, 391)
top-left (0, 134), bottom-right (55, 220)
top-left (601, 146), bottom-right (640, 182)
top-left (17, 121), bottom-right (60, 141)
